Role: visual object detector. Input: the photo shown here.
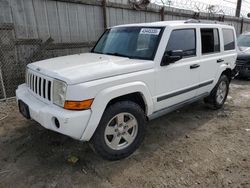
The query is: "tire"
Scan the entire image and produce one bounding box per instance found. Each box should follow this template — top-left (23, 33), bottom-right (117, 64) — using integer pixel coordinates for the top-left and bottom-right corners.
top-left (90, 101), bottom-right (146, 161)
top-left (204, 74), bottom-right (230, 109)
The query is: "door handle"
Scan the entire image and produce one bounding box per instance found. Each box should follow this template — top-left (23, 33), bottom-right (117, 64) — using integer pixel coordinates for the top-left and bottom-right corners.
top-left (217, 59), bottom-right (224, 63)
top-left (190, 64), bottom-right (200, 69)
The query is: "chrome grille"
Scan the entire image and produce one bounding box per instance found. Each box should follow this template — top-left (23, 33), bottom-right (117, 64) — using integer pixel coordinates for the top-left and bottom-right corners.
top-left (26, 69), bottom-right (52, 101)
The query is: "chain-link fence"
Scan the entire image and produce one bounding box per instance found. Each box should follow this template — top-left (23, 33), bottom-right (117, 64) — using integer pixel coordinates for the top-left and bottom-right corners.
top-left (0, 23), bottom-right (93, 100)
top-left (0, 0), bottom-right (250, 101)
top-left (0, 25), bottom-right (15, 100)
top-left (0, 0), bottom-right (101, 100)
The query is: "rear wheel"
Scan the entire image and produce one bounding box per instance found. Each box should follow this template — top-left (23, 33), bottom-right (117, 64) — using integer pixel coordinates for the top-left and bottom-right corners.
top-left (91, 101), bottom-right (146, 160)
top-left (204, 75), bottom-right (229, 109)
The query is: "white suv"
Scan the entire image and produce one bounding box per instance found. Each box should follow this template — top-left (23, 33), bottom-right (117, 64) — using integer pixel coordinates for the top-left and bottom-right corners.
top-left (16, 20), bottom-right (237, 160)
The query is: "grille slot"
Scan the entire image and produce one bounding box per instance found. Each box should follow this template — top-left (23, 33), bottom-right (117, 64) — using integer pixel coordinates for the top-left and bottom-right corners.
top-left (43, 79), bottom-right (46, 98)
top-left (38, 77), bottom-right (42, 96)
top-left (48, 81), bottom-right (51, 101)
top-left (26, 70), bottom-right (52, 102)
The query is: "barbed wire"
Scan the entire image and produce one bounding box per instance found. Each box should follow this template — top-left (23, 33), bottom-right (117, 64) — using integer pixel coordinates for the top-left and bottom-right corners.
top-left (150, 0), bottom-right (249, 17)
top-left (129, 0), bottom-right (151, 10)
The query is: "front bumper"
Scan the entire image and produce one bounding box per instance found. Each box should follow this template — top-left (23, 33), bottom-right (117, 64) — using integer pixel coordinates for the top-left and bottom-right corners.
top-left (236, 66), bottom-right (250, 78)
top-left (16, 84), bottom-right (91, 140)
top-left (235, 61), bottom-right (250, 78)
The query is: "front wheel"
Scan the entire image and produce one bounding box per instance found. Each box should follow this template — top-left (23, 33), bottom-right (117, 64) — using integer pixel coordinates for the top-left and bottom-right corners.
top-left (204, 75), bottom-right (229, 109)
top-left (90, 101), bottom-right (146, 161)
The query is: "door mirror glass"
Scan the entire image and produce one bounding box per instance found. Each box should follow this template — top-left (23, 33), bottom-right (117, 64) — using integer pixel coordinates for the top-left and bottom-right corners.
top-left (161, 50), bottom-right (183, 66)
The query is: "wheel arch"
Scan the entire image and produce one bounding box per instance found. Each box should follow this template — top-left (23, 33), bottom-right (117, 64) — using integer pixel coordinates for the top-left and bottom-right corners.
top-left (80, 81), bottom-right (153, 141)
top-left (221, 68), bottom-right (232, 82)
top-left (106, 92), bottom-right (147, 113)
top-left (215, 64), bottom-right (232, 85)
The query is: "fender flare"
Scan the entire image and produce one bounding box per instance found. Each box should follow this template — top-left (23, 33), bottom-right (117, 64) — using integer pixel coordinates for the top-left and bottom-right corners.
top-left (80, 81), bottom-right (153, 141)
top-left (214, 63), bottom-right (232, 85)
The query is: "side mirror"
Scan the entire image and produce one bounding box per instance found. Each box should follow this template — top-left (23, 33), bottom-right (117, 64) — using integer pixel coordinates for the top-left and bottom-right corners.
top-left (161, 50), bottom-right (183, 66)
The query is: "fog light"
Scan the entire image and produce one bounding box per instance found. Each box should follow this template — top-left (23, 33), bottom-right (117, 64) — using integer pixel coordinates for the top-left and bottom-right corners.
top-left (54, 117), bottom-right (60, 129)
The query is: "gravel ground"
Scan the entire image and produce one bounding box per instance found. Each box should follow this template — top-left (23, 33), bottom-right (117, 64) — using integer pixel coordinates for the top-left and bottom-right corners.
top-left (0, 79), bottom-right (250, 188)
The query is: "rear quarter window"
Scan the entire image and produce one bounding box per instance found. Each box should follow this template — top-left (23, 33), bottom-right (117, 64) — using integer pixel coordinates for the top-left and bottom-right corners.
top-left (222, 29), bottom-right (235, 51)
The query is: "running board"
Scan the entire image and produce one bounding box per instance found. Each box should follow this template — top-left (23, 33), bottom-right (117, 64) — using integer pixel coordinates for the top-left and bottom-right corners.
top-left (148, 93), bottom-right (209, 121)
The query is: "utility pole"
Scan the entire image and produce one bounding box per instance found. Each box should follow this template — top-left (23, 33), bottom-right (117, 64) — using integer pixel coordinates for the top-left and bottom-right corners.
top-left (235, 0), bottom-right (242, 17)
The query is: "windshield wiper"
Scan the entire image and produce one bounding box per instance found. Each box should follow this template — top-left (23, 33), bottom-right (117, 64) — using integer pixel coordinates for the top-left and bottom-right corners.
top-left (105, 52), bottom-right (130, 58)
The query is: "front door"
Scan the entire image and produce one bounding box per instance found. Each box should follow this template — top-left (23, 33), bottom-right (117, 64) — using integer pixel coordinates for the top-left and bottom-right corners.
top-left (154, 28), bottom-right (201, 111)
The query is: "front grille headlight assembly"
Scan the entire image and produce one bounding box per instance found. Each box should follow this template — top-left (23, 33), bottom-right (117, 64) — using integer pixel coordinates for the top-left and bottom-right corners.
top-left (53, 79), bottom-right (67, 107)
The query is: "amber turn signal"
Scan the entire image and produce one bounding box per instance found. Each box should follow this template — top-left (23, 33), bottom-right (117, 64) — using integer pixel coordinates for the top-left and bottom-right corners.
top-left (64, 99), bottom-right (94, 110)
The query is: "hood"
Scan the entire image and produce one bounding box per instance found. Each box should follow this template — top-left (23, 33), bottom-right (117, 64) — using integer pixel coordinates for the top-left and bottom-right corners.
top-left (28, 53), bottom-right (154, 84)
top-left (237, 46), bottom-right (250, 55)
top-left (237, 46), bottom-right (250, 62)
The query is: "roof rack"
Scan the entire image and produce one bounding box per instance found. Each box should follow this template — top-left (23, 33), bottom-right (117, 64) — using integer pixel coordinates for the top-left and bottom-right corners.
top-left (184, 19), bottom-right (222, 24)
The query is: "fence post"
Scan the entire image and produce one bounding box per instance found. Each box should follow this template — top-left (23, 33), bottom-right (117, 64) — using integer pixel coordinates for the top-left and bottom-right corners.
top-left (240, 18), bottom-right (244, 34)
top-left (0, 69), bottom-right (6, 101)
top-left (161, 7), bottom-right (165, 21)
top-left (103, 0), bottom-right (108, 29)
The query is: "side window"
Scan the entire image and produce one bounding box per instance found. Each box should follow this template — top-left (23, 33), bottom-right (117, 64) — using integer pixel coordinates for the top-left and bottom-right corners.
top-left (222, 29), bottom-right (235, 51)
top-left (201, 28), bottom-right (220, 54)
top-left (166, 29), bottom-right (196, 57)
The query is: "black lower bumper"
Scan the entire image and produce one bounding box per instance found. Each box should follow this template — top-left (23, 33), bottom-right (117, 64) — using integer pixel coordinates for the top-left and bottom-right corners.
top-left (235, 65), bottom-right (250, 78)
top-left (231, 68), bottom-right (239, 79)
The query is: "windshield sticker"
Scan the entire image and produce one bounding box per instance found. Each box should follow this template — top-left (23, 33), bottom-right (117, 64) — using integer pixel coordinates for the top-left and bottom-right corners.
top-left (140, 28), bottom-right (161, 35)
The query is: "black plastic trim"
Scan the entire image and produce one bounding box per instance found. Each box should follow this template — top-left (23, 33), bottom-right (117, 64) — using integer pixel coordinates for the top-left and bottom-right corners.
top-left (149, 92), bottom-right (209, 120)
top-left (157, 80), bottom-right (213, 102)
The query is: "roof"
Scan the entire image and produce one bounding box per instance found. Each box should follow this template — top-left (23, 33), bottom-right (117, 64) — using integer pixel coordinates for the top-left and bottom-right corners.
top-left (113, 20), bottom-right (233, 29)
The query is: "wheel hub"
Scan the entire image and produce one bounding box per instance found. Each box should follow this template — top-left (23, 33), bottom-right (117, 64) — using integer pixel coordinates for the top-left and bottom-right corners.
top-left (104, 112), bottom-right (138, 150)
top-left (216, 80), bottom-right (227, 104)
top-left (117, 126), bottom-right (125, 133)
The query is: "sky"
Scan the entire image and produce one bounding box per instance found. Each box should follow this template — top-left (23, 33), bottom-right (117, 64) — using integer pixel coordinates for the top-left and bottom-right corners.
top-left (155, 0), bottom-right (250, 17)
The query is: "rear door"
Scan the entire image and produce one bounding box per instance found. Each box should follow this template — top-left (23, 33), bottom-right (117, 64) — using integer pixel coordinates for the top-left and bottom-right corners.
top-left (220, 28), bottom-right (237, 69)
top-left (197, 27), bottom-right (222, 95)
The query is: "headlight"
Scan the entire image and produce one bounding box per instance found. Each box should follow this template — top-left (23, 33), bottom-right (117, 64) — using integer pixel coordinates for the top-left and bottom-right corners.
top-left (53, 79), bottom-right (67, 107)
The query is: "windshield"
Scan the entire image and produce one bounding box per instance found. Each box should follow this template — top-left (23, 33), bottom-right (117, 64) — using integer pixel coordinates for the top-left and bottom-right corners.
top-left (238, 34), bottom-right (250, 47)
top-left (91, 27), bottom-right (164, 60)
